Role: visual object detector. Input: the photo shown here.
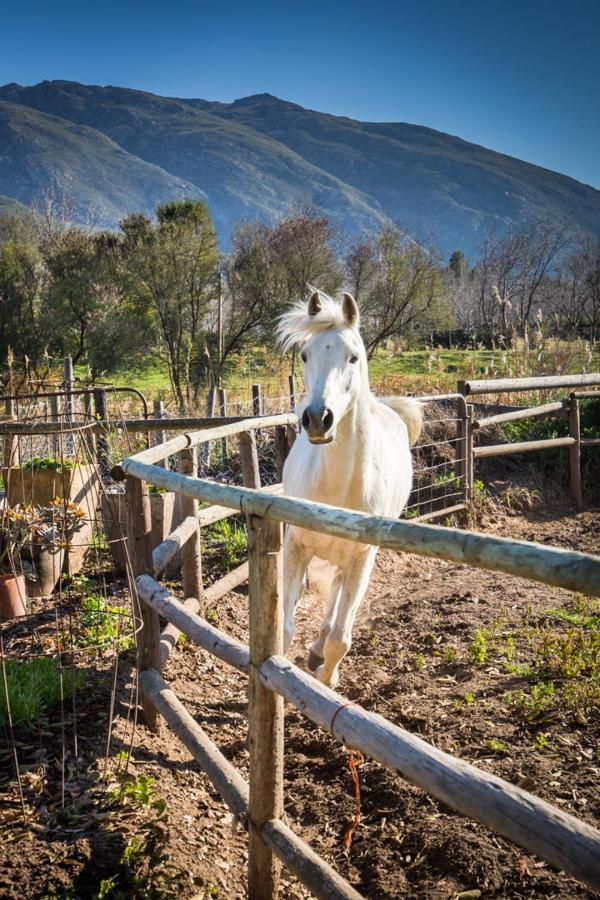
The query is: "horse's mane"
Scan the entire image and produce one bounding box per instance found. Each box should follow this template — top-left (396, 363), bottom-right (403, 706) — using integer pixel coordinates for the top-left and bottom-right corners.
top-left (276, 287), bottom-right (348, 353)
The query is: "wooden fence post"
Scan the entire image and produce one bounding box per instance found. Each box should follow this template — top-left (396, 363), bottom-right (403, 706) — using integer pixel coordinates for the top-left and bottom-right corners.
top-left (93, 388), bottom-right (110, 477)
top-left (252, 384), bottom-right (262, 417)
top-left (126, 474), bottom-right (161, 729)
top-left (50, 394), bottom-right (60, 460)
top-left (203, 388), bottom-right (216, 468)
top-left (63, 356), bottom-right (74, 424)
top-left (466, 405), bottom-right (474, 504)
top-left (247, 514), bottom-right (284, 900)
top-left (274, 426), bottom-right (289, 482)
top-left (179, 447), bottom-right (203, 601)
top-left (569, 395), bottom-right (583, 508)
top-left (219, 388), bottom-right (228, 461)
top-left (154, 399), bottom-right (167, 469)
top-left (239, 431), bottom-right (261, 490)
top-left (288, 374), bottom-right (296, 412)
top-left (456, 395), bottom-right (469, 506)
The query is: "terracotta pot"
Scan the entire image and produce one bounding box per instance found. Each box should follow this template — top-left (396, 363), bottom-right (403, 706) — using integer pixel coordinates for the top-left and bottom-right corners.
top-left (21, 543), bottom-right (66, 599)
top-left (0, 573), bottom-right (27, 620)
top-left (2, 463), bottom-right (101, 576)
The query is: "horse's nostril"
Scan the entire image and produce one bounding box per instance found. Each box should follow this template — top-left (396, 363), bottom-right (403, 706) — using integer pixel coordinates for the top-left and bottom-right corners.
top-left (301, 410), bottom-right (310, 429)
top-left (323, 408), bottom-right (334, 431)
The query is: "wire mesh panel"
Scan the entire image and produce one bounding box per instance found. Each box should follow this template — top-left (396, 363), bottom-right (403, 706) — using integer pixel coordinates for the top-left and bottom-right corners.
top-left (405, 397), bottom-right (467, 521)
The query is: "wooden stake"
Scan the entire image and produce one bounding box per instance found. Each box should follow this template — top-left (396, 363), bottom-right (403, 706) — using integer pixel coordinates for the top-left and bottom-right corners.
top-left (179, 448), bottom-right (202, 602)
top-left (247, 515), bottom-right (284, 900)
top-left (239, 431), bottom-right (261, 489)
top-left (126, 475), bottom-right (161, 728)
top-left (153, 399), bottom-right (167, 469)
top-left (219, 388), bottom-right (228, 460)
top-left (93, 388), bottom-right (109, 476)
top-left (569, 395), bottom-right (583, 508)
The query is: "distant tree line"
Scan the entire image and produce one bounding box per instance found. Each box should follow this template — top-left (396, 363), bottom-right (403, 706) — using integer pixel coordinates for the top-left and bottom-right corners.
top-left (0, 196), bottom-right (598, 408)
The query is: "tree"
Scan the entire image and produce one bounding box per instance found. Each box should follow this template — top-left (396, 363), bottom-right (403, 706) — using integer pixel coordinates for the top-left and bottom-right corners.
top-left (210, 212), bottom-right (342, 386)
top-left (0, 216), bottom-right (49, 374)
top-left (121, 200), bottom-right (219, 410)
top-left (346, 225), bottom-right (445, 357)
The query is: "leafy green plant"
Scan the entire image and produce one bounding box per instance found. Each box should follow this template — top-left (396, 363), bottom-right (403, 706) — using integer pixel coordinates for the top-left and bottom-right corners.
top-left (204, 518), bottom-right (248, 567)
top-left (485, 738), bottom-right (508, 754)
top-left (508, 681), bottom-right (556, 722)
top-left (17, 457), bottom-right (75, 472)
top-left (205, 607), bottom-right (219, 626)
top-left (78, 594), bottom-right (135, 651)
top-left (0, 657), bottom-right (85, 728)
top-left (469, 628), bottom-right (489, 665)
top-left (109, 774), bottom-right (157, 806)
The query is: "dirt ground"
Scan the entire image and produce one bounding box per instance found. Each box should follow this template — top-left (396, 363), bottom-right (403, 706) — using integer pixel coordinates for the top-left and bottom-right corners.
top-left (1, 493), bottom-right (599, 899)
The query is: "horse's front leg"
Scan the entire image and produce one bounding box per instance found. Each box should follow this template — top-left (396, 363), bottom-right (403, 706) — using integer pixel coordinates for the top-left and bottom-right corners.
top-left (316, 548), bottom-right (377, 689)
top-left (308, 569), bottom-right (343, 671)
top-left (282, 527), bottom-right (312, 653)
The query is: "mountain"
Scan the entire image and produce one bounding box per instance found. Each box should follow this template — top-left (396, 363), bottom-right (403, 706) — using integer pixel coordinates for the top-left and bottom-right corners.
top-left (0, 80), bottom-right (598, 257)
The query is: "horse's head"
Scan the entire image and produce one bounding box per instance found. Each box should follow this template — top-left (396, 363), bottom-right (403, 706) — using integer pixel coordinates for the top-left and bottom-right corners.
top-left (278, 289), bottom-right (368, 445)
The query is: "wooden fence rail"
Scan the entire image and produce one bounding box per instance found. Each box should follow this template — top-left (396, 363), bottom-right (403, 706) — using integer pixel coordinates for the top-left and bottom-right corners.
top-left (121, 409), bottom-right (600, 898)
top-left (460, 374), bottom-right (600, 509)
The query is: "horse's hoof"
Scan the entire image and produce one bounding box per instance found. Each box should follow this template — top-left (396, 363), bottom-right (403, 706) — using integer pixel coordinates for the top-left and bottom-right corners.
top-left (308, 650), bottom-right (324, 672)
top-left (314, 664), bottom-right (339, 690)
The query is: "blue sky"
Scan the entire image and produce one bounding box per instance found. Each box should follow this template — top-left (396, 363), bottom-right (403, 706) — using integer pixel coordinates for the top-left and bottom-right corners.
top-left (1, 0), bottom-right (598, 187)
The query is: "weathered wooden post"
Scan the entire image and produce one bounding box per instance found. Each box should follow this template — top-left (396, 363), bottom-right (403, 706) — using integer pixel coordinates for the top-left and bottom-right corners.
top-left (466, 405), bottom-right (474, 504)
top-left (203, 388), bottom-right (216, 468)
top-left (50, 394), bottom-right (60, 459)
top-left (63, 356), bottom-right (74, 424)
top-left (569, 394), bottom-right (583, 508)
top-left (82, 392), bottom-right (96, 461)
top-left (179, 447), bottom-right (203, 601)
top-left (93, 388), bottom-right (110, 477)
top-left (247, 513), bottom-right (284, 900)
top-left (126, 475), bottom-right (161, 730)
top-left (252, 383), bottom-right (262, 417)
top-left (288, 374), bottom-right (296, 412)
top-left (456, 394), bottom-right (469, 507)
top-left (274, 426), bottom-right (289, 482)
top-left (153, 399), bottom-right (167, 469)
top-left (219, 388), bottom-right (228, 461)
top-left (239, 430), bottom-right (261, 490)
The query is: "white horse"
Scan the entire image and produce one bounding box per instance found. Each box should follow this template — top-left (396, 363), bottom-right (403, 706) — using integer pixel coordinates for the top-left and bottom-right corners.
top-left (278, 288), bottom-right (422, 688)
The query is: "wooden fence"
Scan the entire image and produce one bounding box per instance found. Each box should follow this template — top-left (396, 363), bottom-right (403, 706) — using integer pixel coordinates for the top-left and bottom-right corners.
top-left (115, 412), bottom-right (600, 899)
top-left (459, 372), bottom-right (600, 508)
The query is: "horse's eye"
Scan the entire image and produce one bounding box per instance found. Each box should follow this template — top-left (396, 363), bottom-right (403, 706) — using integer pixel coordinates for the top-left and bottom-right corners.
top-left (301, 351), bottom-right (307, 363)
top-left (349, 354), bottom-right (359, 364)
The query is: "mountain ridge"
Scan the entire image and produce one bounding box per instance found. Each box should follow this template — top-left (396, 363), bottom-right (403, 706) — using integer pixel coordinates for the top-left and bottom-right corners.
top-left (0, 80), bottom-right (598, 256)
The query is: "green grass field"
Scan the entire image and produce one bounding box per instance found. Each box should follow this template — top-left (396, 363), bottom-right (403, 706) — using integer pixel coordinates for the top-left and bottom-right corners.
top-left (75, 340), bottom-right (600, 410)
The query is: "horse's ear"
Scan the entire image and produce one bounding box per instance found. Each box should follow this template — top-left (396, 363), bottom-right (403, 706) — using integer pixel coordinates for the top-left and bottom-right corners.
top-left (342, 292), bottom-right (359, 327)
top-left (308, 291), bottom-right (322, 316)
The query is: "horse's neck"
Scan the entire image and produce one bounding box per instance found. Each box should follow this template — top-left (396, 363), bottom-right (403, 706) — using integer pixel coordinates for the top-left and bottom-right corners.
top-left (320, 385), bottom-right (373, 500)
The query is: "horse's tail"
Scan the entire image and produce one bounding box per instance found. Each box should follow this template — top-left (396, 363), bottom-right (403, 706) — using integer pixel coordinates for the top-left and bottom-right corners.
top-left (379, 396), bottom-right (423, 447)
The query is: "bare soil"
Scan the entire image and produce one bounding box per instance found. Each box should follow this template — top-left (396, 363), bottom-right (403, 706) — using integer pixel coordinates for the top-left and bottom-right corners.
top-left (1, 495), bottom-right (598, 899)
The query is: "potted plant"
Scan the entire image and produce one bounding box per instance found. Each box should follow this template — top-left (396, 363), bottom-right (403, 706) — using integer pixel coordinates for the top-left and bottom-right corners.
top-left (0, 506), bottom-right (31, 619)
top-left (22, 500), bottom-right (87, 598)
top-left (2, 458), bottom-right (100, 575)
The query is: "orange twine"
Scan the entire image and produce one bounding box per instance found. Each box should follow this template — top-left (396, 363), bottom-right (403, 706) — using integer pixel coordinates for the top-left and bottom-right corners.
top-left (342, 749), bottom-right (365, 849)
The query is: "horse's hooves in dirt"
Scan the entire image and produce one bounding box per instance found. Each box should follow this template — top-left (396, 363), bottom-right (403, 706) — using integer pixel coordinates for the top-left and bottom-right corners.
top-left (307, 650), bottom-right (324, 672)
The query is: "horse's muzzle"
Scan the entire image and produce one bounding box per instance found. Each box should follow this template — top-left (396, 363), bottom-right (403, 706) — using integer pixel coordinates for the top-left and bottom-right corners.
top-left (302, 404), bottom-right (335, 443)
